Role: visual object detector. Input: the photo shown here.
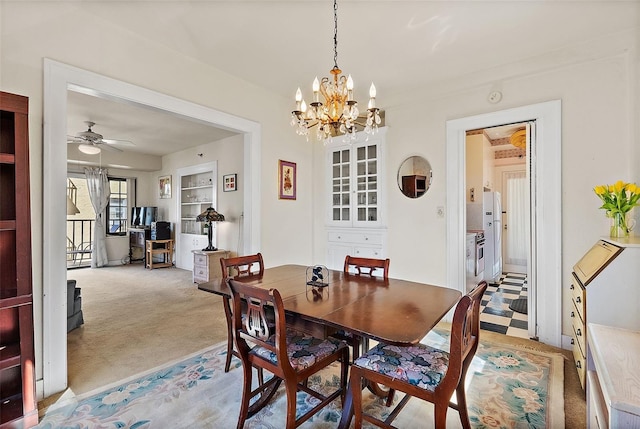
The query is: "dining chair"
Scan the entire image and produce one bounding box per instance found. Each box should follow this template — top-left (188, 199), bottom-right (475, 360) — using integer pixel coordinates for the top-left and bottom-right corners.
top-left (333, 256), bottom-right (391, 363)
top-left (343, 255), bottom-right (390, 279)
top-left (349, 281), bottom-right (488, 429)
top-left (220, 253), bottom-right (265, 373)
top-left (228, 278), bottom-right (350, 429)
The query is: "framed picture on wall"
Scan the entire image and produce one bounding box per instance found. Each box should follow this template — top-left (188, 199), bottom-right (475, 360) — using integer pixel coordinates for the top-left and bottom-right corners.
top-left (278, 160), bottom-right (296, 200)
top-left (159, 175), bottom-right (172, 199)
top-left (223, 173), bottom-right (237, 192)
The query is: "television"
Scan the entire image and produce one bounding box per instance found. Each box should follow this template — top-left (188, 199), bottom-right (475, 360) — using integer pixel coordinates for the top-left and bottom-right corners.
top-left (131, 206), bottom-right (158, 227)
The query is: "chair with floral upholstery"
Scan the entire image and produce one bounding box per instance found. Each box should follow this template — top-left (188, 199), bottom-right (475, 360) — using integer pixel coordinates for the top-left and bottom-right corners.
top-left (228, 278), bottom-right (350, 429)
top-left (349, 281), bottom-right (488, 429)
top-left (220, 253), bottom-right (265, 373)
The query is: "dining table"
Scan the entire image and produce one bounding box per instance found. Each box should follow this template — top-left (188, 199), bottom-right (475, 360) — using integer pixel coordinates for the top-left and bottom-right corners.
top-left (198, 264), bottom-right (462, 428)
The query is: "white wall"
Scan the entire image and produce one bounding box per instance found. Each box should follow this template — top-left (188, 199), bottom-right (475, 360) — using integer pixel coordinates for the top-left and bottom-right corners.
top-left (154, 134), bottom-right (245, 256)
top-left (312, 31), bottom-right (639, 339)
top-left (1, 1), bottom-right (312, 391)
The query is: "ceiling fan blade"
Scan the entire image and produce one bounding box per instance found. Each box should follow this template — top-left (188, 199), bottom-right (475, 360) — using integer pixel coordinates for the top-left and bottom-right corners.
top-left (67, 136), bottom-right (85, 144)
top-left (102, 138), bottom-right (135, 146)
top-left (98, 143), bottom-right (123, 153)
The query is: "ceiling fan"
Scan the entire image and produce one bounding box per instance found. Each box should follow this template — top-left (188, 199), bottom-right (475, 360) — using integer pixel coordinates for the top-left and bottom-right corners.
top-left (67, 121), bottom-right (134, 154)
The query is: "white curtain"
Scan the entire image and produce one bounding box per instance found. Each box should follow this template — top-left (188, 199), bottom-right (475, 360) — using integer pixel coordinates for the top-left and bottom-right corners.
top-left (505, 171), bottom-right (527, 266)
top-left (85, 167), bottom-right (110, 268)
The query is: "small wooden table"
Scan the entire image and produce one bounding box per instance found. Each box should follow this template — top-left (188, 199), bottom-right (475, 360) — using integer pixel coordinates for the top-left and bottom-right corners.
top-left (145, 239), bottom-right (174, 269)
top-left (199, 264), bottom-right (462, 428)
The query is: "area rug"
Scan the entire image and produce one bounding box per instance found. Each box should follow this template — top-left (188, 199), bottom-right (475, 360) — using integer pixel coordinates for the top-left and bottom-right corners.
top-left (36, 329), bottom-right (564, 428)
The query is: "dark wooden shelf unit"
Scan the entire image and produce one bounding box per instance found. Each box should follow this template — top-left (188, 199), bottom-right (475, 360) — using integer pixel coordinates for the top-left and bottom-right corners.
top-left (0, 91), bottom-right (37, 428)
top-left (402, 175), bottom-right (427, 198)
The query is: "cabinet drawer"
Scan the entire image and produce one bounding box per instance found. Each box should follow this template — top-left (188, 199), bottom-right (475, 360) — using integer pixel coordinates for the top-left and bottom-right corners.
top-left (194, 254), bottom-right (209, 266)
top-left (572, 314), bottom-right (586, 357)
top-left (572, 342), bottom-right (586, 389)
top-left (353, 247), bottom-right (384, 258)
top-left (570, 282), bottom-right (585, 319)
top-left (328, 231), bottom-right (383, 245)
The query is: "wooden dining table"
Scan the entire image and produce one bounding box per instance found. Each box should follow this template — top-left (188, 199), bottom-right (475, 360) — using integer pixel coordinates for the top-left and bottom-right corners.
top-left (198, 264), bottom-right (462, 428)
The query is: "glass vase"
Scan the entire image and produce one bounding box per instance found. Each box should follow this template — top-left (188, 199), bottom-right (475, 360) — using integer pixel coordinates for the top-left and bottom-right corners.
top-left (610, 212), bottom-right (631, 238)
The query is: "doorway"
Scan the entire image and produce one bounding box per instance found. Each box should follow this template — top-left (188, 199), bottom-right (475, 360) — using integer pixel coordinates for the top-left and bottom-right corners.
top-left (42, 59), bottom-right (262, 396)
top-left (465, 121), bottom-right (530, 339)
top-left (446, 100), bottom-right (562, 348)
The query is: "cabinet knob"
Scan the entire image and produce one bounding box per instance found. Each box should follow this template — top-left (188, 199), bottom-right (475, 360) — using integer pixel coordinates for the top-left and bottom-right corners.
top-left (365, 237), bottom-right (369, 241)
top-left (571, 338), bottom-right (574, 345)
top-left (570, 284), bottom-right (574, 290)
top-left (576, 361), bottom-right (582, 369)
top-left (575, 296), bottom-right (581, 303)
top-left (576, 328), bottom-right (582, 337)
top-left (570, 311), bottom-right (574, 318)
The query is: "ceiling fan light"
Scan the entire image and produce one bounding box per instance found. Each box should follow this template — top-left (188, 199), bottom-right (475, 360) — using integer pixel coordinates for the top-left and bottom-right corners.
top-left (78, 144), bottom-right (101, 155)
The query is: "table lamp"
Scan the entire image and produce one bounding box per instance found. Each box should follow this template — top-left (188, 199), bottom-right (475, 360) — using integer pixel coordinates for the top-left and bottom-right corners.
top-left (195, 207), bottom-right (225, 251)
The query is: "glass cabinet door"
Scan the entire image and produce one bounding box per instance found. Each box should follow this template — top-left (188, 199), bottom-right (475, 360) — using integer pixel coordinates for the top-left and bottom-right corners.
top-left (327, 127), bottom-right (385, 228)
top-left (331, 148), bottom-right (350, 222)
top-left (355, 144), bottom-right (378, 223)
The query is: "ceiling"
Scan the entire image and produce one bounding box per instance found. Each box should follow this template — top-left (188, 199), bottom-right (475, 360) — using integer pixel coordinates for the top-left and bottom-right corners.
top-left (62, 1), bottom-right (637, 157)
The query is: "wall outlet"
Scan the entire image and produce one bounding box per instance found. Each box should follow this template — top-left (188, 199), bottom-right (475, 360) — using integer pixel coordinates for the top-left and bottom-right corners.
top-left (437, 206), bottom-right (445, 218)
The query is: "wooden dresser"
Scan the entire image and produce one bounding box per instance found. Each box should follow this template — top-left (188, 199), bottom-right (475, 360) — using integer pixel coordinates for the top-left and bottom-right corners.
top-left (587, 323), bottom-right (640, 428)
top-left (570, 237), bottom-right (640, 389)
top-left (192, 249), bottom-right (229, 283)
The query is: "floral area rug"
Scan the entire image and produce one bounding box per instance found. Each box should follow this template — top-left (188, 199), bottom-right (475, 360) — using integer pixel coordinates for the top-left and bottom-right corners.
top-left (36, 329), bottom-right (564, 428)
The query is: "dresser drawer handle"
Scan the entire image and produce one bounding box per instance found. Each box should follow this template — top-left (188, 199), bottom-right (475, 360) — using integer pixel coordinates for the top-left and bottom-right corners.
top-left (576, 328), bottom-right (582, 337)
top-left (570, 311), bottom-right (575, 318)
top-left (570, 284), bottom-right (574, 290)
top-left (575, 297), bottom-right (581, 303)
top-left (571, 338), bottom-right (575, 345)
top-left (576, 361), bottom-right (582, 369)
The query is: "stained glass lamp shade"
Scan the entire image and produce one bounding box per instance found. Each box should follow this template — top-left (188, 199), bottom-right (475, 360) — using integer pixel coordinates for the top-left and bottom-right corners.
top-left (195, 207), bottom-right (225, 251)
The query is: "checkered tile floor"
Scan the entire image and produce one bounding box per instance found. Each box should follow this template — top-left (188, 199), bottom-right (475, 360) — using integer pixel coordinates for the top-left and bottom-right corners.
top-left (480, 272), bottom-right (529, 339)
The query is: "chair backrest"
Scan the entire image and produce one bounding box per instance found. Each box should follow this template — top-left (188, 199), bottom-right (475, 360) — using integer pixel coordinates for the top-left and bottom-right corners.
top-left (343, 255), bottom-right (390, 279)
top-left (446, 281), bottom-right (487, 387)
top-left (228, 279), bottom-right (290, 372)
top-left (220, 253), bottom-right (264, 279)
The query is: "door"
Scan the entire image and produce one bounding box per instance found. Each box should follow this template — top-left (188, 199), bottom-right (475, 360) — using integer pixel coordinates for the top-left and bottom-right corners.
top-left (500, 170), bottom-right (527, 274)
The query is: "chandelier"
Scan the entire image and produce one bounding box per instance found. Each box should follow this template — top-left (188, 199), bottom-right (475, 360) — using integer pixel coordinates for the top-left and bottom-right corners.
top-left (290, 0), bottom-right (381, 142)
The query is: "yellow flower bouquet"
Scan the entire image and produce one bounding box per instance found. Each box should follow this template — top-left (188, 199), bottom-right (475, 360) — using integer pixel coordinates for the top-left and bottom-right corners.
top-left (594, 180), bottom-right (640, 237)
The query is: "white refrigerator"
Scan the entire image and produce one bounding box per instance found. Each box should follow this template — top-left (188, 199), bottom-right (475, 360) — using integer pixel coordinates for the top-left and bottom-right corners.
top-left (483, 191), bottom-right (503, 282)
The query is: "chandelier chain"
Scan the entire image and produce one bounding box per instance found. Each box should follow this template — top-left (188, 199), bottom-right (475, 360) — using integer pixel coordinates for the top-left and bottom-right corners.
top-left (333, 0), bottom-right (339, 70)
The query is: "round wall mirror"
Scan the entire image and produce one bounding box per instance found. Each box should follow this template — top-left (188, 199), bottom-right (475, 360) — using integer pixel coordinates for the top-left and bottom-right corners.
top-left (397, 156), bottom-right (432, 198)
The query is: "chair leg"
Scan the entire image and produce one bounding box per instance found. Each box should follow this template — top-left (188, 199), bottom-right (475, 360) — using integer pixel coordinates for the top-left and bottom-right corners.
top-left (434, 401), bottom-right (449, 429)
top-left (350, 367), bottom-right (364, 429)
top-left (222, 298), bottom-right (234, 373)
top-left (236, 360), bottom-right (253, 429)
top-left (284, 379), bottom-right (299, 429)
top-left (455, 371), bottom-right (472, 429)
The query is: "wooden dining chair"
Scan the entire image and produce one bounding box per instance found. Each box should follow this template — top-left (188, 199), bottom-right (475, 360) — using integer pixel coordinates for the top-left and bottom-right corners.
top-left (343, 255), bottom-right (390, 279)
top-left (349, 281), bottom-right (488, 429)
top-left (333, 255), bottom-right (391, 363)
top-left (228, 278), bottom-right (350, 429)
top-left (220, 253), bottom-right (265, 373)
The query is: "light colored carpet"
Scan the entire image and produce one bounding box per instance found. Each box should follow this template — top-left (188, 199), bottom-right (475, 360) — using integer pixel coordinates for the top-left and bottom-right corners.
top-left (38, 264), bottom-right (584, 427)
top-left (36, 328), bottom-right (564, 428)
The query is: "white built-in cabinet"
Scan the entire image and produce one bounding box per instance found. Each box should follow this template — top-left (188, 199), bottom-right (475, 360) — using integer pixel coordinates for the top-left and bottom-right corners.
top-left (326, 128), bottom-right (387, 270)
top-left (176, 162), bottom-right (217, 270)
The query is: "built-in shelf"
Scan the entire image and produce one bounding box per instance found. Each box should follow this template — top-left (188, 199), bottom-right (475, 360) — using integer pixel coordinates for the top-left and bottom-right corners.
top-left (1, 90), bottom-right (38, 427)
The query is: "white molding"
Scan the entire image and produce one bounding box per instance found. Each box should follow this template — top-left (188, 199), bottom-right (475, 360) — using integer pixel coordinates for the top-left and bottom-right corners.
top-left (42, 59), bottom-right (261, 396)
top-left (446, 100), bottom-right (562, 348)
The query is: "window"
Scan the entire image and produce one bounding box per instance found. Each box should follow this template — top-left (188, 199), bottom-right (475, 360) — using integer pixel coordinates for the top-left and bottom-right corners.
top-left (107, 177), bottom-right (128, 235)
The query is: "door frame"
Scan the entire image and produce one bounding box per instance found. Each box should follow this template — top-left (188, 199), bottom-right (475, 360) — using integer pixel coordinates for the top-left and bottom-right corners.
top-left (446, 100), bottom-right (561, 347)
top-left (42, 59), bottom-right (262, 397)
